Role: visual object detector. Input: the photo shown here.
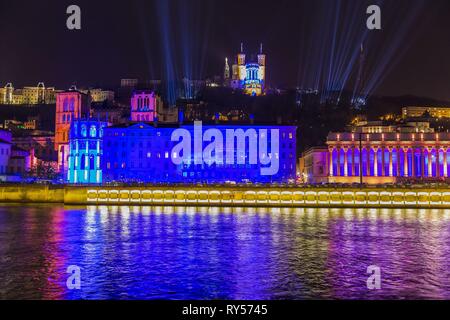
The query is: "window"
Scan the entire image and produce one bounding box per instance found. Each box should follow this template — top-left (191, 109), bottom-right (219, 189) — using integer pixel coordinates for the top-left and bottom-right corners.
top-left (90, 125), bottom-right (97, 137)
top-left (63, 98), bottom-right (68, 112)
top-left (81, 125), bottom-right (87, 137)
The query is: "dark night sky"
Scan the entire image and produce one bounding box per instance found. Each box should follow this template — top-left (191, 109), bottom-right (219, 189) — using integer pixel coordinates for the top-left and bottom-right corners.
top-left (1, 0), bottom-right (450, 100)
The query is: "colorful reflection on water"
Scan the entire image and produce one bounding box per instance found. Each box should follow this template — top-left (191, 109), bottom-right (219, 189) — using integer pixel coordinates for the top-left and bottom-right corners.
top-left (0, 205), bottom-right (449, 300)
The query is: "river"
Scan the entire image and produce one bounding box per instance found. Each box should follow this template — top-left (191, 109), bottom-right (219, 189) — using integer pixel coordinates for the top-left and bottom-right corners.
top-left (0, 205), bottom-right (448, 299)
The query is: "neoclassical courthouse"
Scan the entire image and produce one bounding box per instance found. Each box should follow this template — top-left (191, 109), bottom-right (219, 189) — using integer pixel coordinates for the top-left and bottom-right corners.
top-left (301, 120), bottom-right (450, 184)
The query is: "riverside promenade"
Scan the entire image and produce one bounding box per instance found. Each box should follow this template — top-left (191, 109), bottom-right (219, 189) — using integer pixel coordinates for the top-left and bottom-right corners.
top-left (0, 184), bottom-right (450, 208)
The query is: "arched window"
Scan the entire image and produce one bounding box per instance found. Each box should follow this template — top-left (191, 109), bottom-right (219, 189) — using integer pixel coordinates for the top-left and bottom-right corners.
top-left (69, 98), bottom-right (75, 111)
top-left (90, 125), bottom-right (97, 137)
top-left (62, 114), bottom-right (66, 123)
top-left (89, 155), bottom-right (95, 170)
top-left (81, 125), bottom-right (87, 137)
top-left (63, 98), bottom-right (69, 112)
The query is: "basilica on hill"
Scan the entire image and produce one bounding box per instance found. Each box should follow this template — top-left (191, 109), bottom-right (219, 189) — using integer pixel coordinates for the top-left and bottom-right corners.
top-left (224, 43), bottom-right (266, 96)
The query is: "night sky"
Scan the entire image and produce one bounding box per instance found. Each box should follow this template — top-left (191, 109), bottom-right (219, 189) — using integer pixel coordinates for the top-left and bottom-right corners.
top-left (1, 0), bottom-right (450, 100)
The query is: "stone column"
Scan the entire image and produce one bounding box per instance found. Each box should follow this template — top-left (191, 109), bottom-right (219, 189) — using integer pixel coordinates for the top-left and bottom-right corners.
top-left (437, 148), bottom-right (441, 178)
top-left (351, 147), bottom-right (356, 177)
top-left (329, 148), bottom-right (334, 177)
top-left (444, 148), bottom-right (448, 178)
top-left (428, 149), bottom-right (432, 177)
top-left (374, 147), bottom-right (378, 177)
top-left (344, 147), bottom-right (348, 177)
top-left (389, 147), bottom-right (393, 177)
top-left (337, 147), bottom-right (341, 177)
top-left (404, 148), bottom-right (409, 177)
top-left (396, 147), bottom-right (401, 177)
top-left (420, 148), bottom-right (425, 178)
top-left (366, 147), bottom-right (371, 177)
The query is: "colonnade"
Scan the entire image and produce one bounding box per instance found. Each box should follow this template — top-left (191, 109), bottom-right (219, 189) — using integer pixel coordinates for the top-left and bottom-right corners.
top-left (329, 146), bottom-right (449, 178)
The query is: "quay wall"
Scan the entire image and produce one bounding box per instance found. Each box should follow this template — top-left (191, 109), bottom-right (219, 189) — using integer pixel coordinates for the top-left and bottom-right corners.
top-left (0, 185), bottom-right (450, 208)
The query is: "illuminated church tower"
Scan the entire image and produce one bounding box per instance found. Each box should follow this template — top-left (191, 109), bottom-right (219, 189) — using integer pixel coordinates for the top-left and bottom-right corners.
top-left (230, 43), bottom-right (266, 96)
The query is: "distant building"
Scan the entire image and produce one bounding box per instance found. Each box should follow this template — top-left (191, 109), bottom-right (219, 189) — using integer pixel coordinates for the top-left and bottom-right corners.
top-left (55, 87), bottom-right (91, 174)
top-left (12, 130), bottom-right (57, 165)
top-left (130, 91), bottom-right (161, 122)
top-left (0, 129), bottom-right (33, 181)
top-left (402, 106), bottom-right (450, 119)
top-left (9, 146), bottom-right (32, 177)
top-left (91, 103), bottom-right (124, 125)
top-left (85, 89), bottom-right (115, 103)
top-left (225, 43), bottom-right (266, 96)
top-left (0, 130), bottom-right (12, 179)
top-left (120, 79), bottom-right (139, 88)
top-left (301, 121), bottom-right (450, 185)
top-left (300, 147), bottom-right (329, 184)
top-left (67, 119), bottom-right (107, 184)
top-left (352, 120), bottom-right (434, 134)
top-left (0, 82), bottom-right (58, 105)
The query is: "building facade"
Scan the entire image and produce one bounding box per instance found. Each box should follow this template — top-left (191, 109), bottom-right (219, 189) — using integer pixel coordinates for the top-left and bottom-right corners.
top-left (130, 91), bottom-right (161, 122)
top-left (402, 106), bottom-right (450, 119)
top-left (300, 147), bottom-right (329, 184)
top-left (67, 119), bottom-right (107, 184)
top-left (327, 132), bottom-right (450, 184)
top-left (55, 88), bottom-right (91, 174)
top-left (0, 83), bottom-right (57, 105)
top-left (102, 122), bottom-right (296, 184)
top-left (0, 130), bottom-right (12, 178)
top-left (226, 44), bottom-right (266, 96)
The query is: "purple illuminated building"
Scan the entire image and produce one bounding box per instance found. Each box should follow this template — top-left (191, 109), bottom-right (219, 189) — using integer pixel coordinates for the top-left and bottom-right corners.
top-left (101, 122), bottom-right (297, 184)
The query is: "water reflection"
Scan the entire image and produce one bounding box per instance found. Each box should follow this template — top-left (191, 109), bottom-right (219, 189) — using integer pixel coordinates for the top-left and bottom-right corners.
top-left (0, 205), bottom-right (448, 300)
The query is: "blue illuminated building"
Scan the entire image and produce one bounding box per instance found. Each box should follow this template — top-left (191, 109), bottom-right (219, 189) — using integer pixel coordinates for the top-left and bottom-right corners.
top-left (102, 122), bottom-right (297, 184)
top-left (67, 119), bottom-right (107, 184)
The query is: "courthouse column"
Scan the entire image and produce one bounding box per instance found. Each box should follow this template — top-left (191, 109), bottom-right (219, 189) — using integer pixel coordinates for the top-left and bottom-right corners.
top-left (329, 148), bottom-right (334, 177)
top-left (366, 147), bottom-right (371, 177)
top-left (428, 149), bottom-right (432, 177)
top-left (421, 148), bottom-right (425, 178)
top-left (337, 147), bottom-right (341, 176)
top-left (404, 148), bottom-right (409, 177)
top-left (344, 148), bottom-right (348, 177)
top-left (351, 147), bottom-right (356, 177)
top-left (389, 148), bottom-right (393, 177)
top-left (437, 149), bottom-right (441, 178)
top-left (444, 148), bottom-right (448, 177)
top-left (374, 147), bottom-right (378, 177)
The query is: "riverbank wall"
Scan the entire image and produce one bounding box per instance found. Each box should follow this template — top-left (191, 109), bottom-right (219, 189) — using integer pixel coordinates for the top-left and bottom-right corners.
top-left (0, 185), bottom-right (450, 208)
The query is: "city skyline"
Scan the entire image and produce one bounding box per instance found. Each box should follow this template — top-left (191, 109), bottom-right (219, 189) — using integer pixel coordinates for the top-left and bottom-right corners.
top-left (1, 0), bottom-right (450, 101)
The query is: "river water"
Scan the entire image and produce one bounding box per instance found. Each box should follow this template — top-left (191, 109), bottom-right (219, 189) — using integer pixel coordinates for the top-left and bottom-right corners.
top-left (0, 204), bottom-right (448, 300)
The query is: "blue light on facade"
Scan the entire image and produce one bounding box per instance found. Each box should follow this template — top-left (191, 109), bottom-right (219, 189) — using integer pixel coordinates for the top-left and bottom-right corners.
top-left (67, 119), bottom-right (107, 184)
top-left (102, 123), bottom-right (297, 184)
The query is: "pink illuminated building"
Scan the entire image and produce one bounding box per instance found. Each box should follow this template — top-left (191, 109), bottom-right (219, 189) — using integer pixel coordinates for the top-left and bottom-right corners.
top-left (55, 87), bottom-right (91, 174)
top-left (130, 91), bottom-right (161, 122)
top-left (300, 122), bottom-right (450, 185)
